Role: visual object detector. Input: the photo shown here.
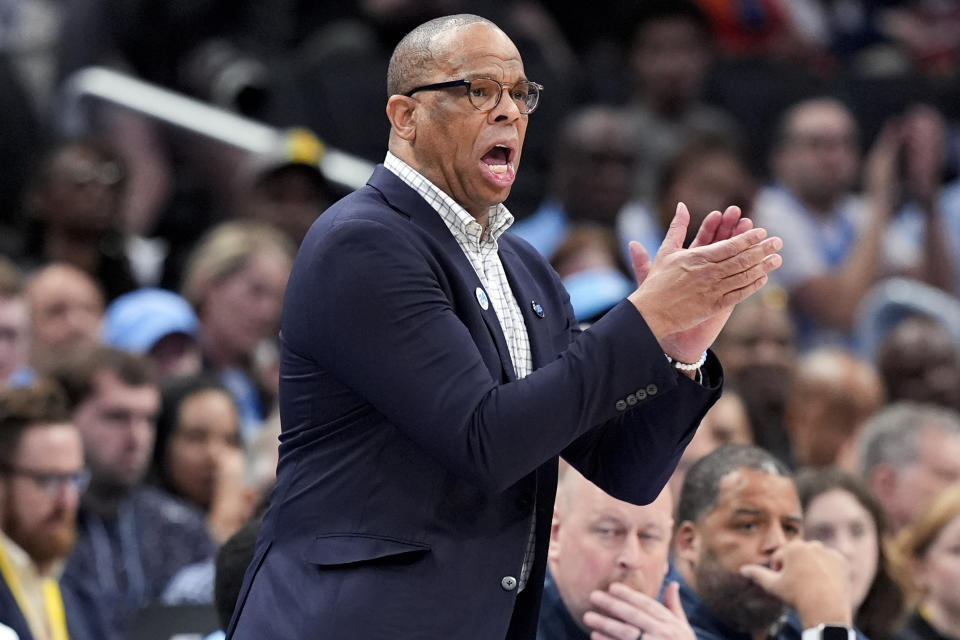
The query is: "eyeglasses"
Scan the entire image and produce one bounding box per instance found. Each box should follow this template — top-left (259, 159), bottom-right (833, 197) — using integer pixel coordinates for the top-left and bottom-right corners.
top-left (0, 463), bottom-right (91, 497)
top-left (404, 78), bottom-right (544, 115)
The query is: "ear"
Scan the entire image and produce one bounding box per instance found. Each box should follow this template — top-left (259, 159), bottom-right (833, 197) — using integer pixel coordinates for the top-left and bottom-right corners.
top-left (548, 505), bottom-right (562, 563)
top-left (386, 95), bottom-right (418, 142)
top-left (674, 521), bottom-right (700, 564)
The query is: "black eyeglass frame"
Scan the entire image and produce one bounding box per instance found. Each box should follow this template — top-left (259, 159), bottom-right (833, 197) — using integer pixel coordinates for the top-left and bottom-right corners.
top-left (403, 78), bottom-right (544, 114)
top-left (0, 461), bottom-right (91, 495)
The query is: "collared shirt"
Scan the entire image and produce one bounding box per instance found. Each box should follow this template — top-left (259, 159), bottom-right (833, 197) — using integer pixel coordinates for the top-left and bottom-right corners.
top-left (384, 152), bottom-right (536, 590)
top-left (0, 533), bottom-right (64, 640)
top-left (384, 152), bottom-right (532, 379)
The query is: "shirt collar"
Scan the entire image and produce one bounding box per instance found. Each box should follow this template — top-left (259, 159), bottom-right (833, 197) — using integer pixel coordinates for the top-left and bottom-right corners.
top-left (383, 151), bottom-right (515, 243)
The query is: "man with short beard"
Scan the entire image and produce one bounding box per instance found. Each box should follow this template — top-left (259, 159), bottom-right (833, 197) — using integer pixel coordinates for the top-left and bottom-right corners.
top-left (673, 445), bottom-right (862, 640)
top-left (0, 381), bottom-right (110, 640)
top-left (51, 346), bottom-right (213, 636)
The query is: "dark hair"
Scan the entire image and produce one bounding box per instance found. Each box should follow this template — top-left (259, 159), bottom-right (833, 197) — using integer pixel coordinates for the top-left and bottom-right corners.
top-left (623, 0), bottom-right (712, 49)
top-left (0, 256), bottom-right (23, 298)
top-left (49, 345), bottom-right (156, 410)
top-left (796, 468), bottom-right (905, 639)
top-left (0, 380), bottom-right (72, 466)
top-left (150, 373), bottom-right (240, 501)
top-left (677, 444), bottom-right (791, 526)
top-left (772, 96), bottom-right (857, 151)
top-left (214, 515), bottom-right (263, 628)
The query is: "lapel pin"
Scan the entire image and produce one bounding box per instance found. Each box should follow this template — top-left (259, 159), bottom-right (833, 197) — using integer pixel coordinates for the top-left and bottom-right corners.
top-left (531, 300), bottom-right (544, 318)
top-left (476, 287), bottom-right (489, 310)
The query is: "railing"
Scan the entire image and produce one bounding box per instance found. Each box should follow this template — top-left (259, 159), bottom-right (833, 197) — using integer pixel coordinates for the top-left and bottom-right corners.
top-left (58, 66), bottom-right (375, 191)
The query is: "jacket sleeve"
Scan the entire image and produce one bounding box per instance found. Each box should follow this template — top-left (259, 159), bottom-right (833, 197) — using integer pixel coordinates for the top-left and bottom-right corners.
top-left (283, 216), bottom-right (718, 495)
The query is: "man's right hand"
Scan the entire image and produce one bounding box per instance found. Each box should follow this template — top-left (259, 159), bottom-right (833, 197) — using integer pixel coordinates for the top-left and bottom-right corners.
top-left (739, 539), bottom-right (853, 628)
top-left (627, 203), bottom-right (783, 363)
top-left (583, 581), bottom-right (696, 640)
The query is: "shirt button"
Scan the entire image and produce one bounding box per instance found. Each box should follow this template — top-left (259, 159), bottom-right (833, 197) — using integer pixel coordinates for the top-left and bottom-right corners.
top-left (501, 576), bottom-right (517, 591)
top-left (615, 399), bottom-right (627, 411)
top-left (646, 384), bottom-right (658, 396)
top-left (626, 394), bottom-right (638, 406)
top-left (636, 389), bottom-right (647, 401)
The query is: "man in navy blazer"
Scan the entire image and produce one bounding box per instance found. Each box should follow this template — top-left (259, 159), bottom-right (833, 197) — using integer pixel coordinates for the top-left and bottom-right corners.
top-left (228, 14), bottom-right (783, 640)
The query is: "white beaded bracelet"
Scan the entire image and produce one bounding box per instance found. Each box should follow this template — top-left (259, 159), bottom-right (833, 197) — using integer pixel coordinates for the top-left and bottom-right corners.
top-left (665, 351), bottom-right (708, 371)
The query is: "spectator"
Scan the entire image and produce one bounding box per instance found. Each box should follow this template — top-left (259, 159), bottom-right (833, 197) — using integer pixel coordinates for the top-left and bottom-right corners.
top-left (623, 0), bottom-right (740, 202)
top-left (180, 221), bottom-right (293, 440)
top-left (784, 348), bottom-right (884, 470)
top-left (858, 403), bottom-right (960, 533)
top-left (875, 314), bottom-right (960, 413)
top-left (24, 263), bottom-right (104, 378)
top-left (797, 468), bottom-right (906, 639)
top-left (712, 290), bottom-right (797, 465)
top-left (0, 381), bottom-right (112, 640)
top-left (201, 515), bottom-right (264, 640)
top-left (104, 288), bottom-right (202, 381)
top-left (755, 99), bottom-right (954, 349)
top-left (540, 469), bottom-right (691, 640)
top-left (0, 259), bottom-right (29, 388)
top-left (50, 346), bottom-right (214, 636)
top-left (234, 133), bottom-right (338, 247)
top-left (890, 481), bottom-right (960, 640)
top-left (669, 390), bottom-right (753, 502)
top-left (548, 225), bottom-right (634, 326)
top-left (619, 134), bottom-right (757, 260)
top-left (151, 375), bottom-right (252, 544)
top-left (511, 105), bottom-right (637, 260)
top-left (673, 445), bottom-right (859, 638)
top-left (19, 139), bottom-right (139, 301)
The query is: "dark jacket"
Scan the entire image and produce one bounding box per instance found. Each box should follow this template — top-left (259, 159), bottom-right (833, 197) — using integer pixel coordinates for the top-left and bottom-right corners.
top-left (227, 165), bottom-right (721, 639)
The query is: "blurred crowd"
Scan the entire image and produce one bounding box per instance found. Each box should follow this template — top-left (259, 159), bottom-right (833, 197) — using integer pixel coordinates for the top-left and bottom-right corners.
top-left (3, 0), bottom-right (960, 638)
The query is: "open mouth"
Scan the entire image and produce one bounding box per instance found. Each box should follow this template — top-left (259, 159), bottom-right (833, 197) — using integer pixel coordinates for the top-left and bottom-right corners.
top-left (480, 144), bottom-right (516, 186)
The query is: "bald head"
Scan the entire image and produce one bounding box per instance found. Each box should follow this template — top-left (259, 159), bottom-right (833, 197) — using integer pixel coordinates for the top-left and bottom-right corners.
top-left (550, 469), bottom-right (674, 631)
top-left (387, 14), bottom-right (497, 97)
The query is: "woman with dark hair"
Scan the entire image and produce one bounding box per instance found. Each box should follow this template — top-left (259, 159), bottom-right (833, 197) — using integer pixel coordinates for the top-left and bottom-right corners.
top-left (152, 374), bottom-right (253, 543)
top-left (797, 467), bottom-right (906, 639)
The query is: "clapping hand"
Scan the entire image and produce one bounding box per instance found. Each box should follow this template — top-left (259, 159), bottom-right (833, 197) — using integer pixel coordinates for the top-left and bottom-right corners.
top-left (628, 203), bottom-right (782, 363)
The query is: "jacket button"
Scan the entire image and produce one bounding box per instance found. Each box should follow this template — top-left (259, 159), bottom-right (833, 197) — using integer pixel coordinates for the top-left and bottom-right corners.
top-left (626, 394), bottom-right (637, 406)
top-left (636, 389), bottom-right (647, 401)
top-left (615, 399), bottom-right (627, 411)
top-left (646, 384), bottom-right (658, 396)
top-left (501, 576), bottom-right (517, 591)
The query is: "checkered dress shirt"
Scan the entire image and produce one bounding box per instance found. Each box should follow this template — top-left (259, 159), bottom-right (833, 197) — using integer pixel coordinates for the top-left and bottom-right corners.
top-left (384, 152), bottom-right (537, 591)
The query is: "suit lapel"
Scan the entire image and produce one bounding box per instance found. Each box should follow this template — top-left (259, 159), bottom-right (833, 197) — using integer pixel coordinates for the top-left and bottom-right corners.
top-left (499, 242), bottom-right (552, 371)
top-left (367, 166), bottom-right (518, 382)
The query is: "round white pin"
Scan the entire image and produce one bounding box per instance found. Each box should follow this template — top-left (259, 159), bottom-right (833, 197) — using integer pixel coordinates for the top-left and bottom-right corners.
top-left (476, 287), bottom-right (489, 310)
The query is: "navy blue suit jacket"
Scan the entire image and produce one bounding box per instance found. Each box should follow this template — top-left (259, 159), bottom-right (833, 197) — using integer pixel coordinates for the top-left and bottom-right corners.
top-left (227, 166), bottom-right (722, 639)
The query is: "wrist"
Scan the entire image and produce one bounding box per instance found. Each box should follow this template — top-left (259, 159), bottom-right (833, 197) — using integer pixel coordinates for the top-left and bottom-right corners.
top-left (665, 352), bottom-right (707, 370)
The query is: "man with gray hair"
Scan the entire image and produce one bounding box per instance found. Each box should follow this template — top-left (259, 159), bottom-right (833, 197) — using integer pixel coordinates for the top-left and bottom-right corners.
top-left (858, 402), bottom-right (960, 532)
top-left (227, 13), bottom-right (782, 640)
